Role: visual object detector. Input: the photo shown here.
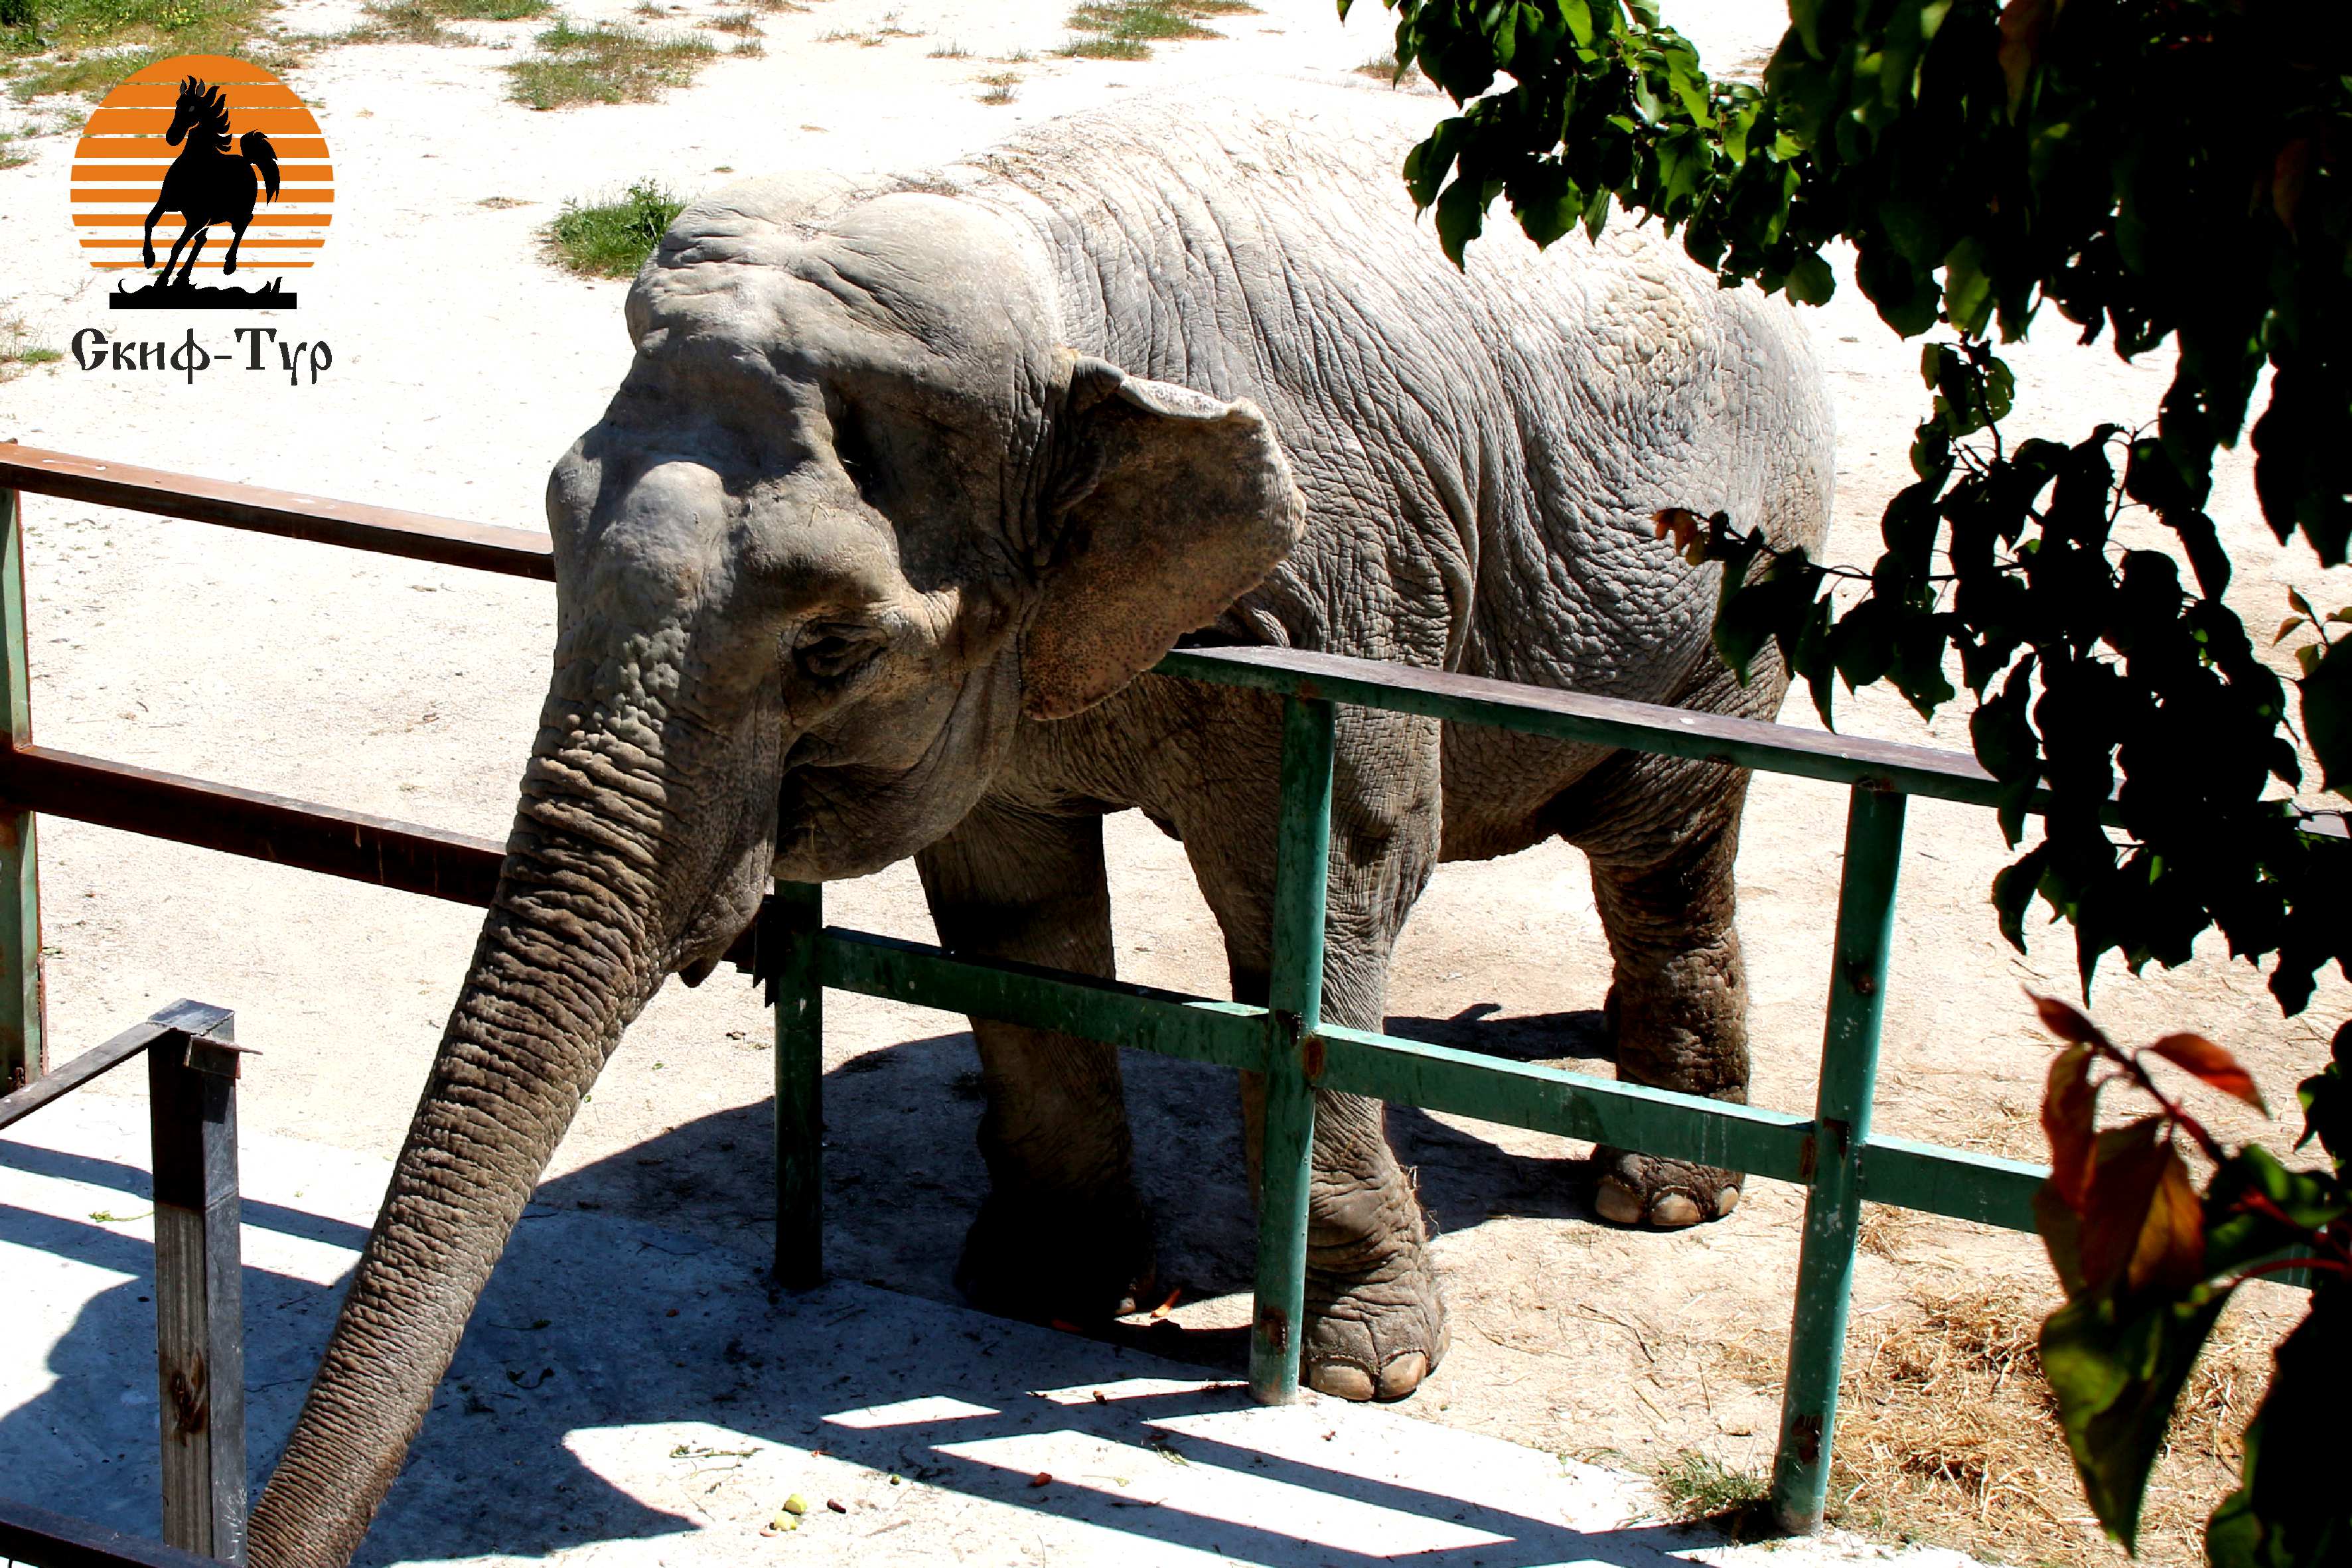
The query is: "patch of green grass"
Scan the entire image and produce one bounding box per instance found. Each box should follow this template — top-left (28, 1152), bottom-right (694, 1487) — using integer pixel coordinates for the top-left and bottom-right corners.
top-left (545, 177), bottom-right (683, 276)
top-left (1058, 0), bottom-right (1250, 58)
top-left (345, 0), bottom-right (546, 46)
top-left (1649, 1451), bottom-right (1769, 1532)
top-left (703, 9), bottom-right (753, 33)
top-left (1355, 49), bottom-right (1398, 79)
top-left (0, 125), bottom-right (33, 166)
top-left (3, 0), bottom-right (283, 98)
top-left (506, 15), bottom-right (713, 108)
top-left (975, 68), bottom-right (1015, 103)
top-left (1, 315), bottom-right (61, 380)
top-left (354, 1), bottom-right (453, 39)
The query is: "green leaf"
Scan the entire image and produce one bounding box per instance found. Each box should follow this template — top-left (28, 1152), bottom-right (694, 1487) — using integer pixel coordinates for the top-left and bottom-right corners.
top-left (1560, 0), bottom-right (1591, 49)
top-left (2293, 1020), bottom-right (2352, 1175)
top-left (1402, 119), bottom-right (1465, 212)
top-left (2041, 1286), bottom-right (2231, 1552)
top-left (1970, 657), bottom-right (2039, 782)
top-left (2300, 637), bottom-right (2352, 797)
top-left (1432, 175), bottom-right (1489, 267)
top-left (2206, 1287), bottom-right (2352, 1568)
top-left (1993, 843), bottom-right (2049, 946)
top-left (1784, 250), bottom-right (1835, 305)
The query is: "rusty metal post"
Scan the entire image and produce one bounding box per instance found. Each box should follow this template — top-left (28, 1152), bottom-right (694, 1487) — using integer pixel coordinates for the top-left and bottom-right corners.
top-left (1770, 786), bottom-right (1907, 1533)
top-left (771, 881), bottom-right (824, 1290)
top-left (147, 999), bottom-right (247, 1565)
top-left (1248, 695), bottom-right (1333, 1404)
top-left (0, 472), bottom-right (44, 1090)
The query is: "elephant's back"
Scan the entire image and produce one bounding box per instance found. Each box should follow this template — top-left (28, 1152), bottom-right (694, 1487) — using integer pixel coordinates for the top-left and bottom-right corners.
top-left (956, 84), bottom-right (1832, 703)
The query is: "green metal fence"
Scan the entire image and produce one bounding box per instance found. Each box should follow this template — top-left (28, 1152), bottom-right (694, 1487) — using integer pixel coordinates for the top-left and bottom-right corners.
top-left (763, 644), bottom-right (2058, 1532)
top-left (1, 443), bottom-right (2333, 1539)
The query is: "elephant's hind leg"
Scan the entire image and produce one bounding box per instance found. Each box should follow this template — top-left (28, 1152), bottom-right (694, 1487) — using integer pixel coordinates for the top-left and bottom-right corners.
top-left (915, 800), bottom-right (1155, 1322)
top-left (1554, 658), bottom-right (1766, 1229)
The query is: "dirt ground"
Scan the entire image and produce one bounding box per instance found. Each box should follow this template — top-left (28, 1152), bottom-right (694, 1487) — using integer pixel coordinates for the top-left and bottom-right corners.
top-left (3, 3), bottom-right (2349, 1565)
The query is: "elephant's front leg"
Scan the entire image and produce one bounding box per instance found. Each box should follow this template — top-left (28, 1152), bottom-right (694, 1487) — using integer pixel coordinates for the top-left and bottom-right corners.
top-left (1188, 707), bottom-right (1447, 1403)
top-left (915, 800), bottom-right (1154, 1322)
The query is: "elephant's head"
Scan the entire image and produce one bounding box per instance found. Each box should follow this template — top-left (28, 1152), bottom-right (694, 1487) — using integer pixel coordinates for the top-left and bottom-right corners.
top-left (247, 182), bottom-right (1303, 1568)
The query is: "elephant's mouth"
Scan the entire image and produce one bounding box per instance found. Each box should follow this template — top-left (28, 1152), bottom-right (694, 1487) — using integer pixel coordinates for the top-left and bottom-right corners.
top-left (672, 838), bottom-right (778, 987)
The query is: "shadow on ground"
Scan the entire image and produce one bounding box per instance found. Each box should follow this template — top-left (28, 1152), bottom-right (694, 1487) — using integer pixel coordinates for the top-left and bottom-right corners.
top-left (0, 1003), bottom-right (1653, 1567)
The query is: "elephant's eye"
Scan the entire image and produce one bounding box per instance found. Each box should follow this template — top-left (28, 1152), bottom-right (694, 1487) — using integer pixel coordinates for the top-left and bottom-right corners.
top-left (794, 622), bottom-right (880, 681)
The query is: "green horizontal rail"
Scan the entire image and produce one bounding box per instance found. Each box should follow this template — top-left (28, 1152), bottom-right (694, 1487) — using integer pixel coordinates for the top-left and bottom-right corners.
top-left (1315, 1025), bottom-right (1814, 1184)
top-left (822, 928), bottom-right (1269, 1072)
top-left (1857, 1135), bottom-right (2046, 1232)
top-left (1150, 646), bottom-right (2352, 844)
top-left (1153, 646), bottom-right (2008, 807)
top-left (807, 924), bottom-right (2057, 1226)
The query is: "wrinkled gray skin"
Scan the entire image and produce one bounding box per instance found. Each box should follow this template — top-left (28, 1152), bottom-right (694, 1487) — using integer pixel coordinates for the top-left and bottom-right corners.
top-left (248, 84), bottom-right (1830, 1568)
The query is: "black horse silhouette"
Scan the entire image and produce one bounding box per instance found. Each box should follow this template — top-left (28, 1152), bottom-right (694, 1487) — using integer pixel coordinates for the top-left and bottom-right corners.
top-left (140, 76), bottom-right (280, 284)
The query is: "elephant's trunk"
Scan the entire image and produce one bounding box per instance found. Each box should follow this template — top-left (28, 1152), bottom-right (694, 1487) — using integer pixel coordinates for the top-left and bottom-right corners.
top-left (248, 652), bottom-right (770, 1568)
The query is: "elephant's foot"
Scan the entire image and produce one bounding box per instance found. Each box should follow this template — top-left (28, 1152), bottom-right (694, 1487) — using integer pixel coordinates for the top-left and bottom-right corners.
top-left (1299, 1182), bottom-right (1447, 1402)
top-left (1591, 1147), bottom-right (1744, 1228)
top-left (954, 1186), bottom-right (1156, 1324)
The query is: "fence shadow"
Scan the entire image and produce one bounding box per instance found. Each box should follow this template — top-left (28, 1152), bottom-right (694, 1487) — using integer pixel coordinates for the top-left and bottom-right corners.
top-left (1, 1000), bottom-right (1674, 1568)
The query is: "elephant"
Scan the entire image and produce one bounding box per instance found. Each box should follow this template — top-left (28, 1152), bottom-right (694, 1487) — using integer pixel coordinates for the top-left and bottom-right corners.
top-left (245, 82), bottom-right (1831, 1567)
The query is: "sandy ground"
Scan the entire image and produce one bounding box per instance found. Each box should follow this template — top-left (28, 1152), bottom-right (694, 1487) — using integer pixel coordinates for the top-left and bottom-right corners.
top-left (3, 1), bottom-right (2350, 1563)
top-left (7, 1090), bottom-right (2004, 1568)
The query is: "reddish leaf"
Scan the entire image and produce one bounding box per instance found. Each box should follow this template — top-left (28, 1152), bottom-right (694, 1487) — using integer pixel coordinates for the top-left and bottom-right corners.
top-left (1997, 0), bottom-right (2052, 113)
top-left (2030, 990), bottom-right (2109, 1050)
top-left (2034, 1176), bottom-right (2091, 1297)
top-left (2144, 1033), bottom-right (2268, 1113)
top-left (2078, 1118), bottom-right (2168, 1293)
top-left (2273, 138), bottom-right (2312, 235)
top-left (2043, 1043), bottom-right (2099, 1208)
top-left (1652, 508), bottom-right (1706, 551)
top-left (2128, 1149), bottom-right (2206, 1296)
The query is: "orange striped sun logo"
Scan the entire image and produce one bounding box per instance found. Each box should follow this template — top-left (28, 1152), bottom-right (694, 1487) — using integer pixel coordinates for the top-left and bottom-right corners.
top-left (74, 53), bottom-right (331, 310)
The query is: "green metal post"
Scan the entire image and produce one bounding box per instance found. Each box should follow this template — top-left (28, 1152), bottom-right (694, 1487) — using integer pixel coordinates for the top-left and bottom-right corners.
top-left (771, 879), bottom-right (824, 1290)
top-left (0, 479), bottom-right (42, 1092)
top-left (1770, 784), bottom-right (1907, 1532)
top-left (1250, 695), bottom-right (1334, 1405)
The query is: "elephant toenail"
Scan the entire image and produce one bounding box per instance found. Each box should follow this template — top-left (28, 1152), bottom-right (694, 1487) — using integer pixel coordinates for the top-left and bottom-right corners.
top-left (1649, 1192), bottom-right (1703, 1228)
top-left (1716, 1185), bottom-right (1741, 1216)
top-left (1593, 1180), bottom-right (1645, 1226)
top-left (1375, 1353), bottom-right (1428, 1401)
top-left (1307, 1363), bottom-right (1376, 1401)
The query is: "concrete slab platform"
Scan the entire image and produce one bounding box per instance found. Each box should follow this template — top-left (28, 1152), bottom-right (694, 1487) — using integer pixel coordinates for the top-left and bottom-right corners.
top-left (4, 1094), bottom-right (1985, 1568)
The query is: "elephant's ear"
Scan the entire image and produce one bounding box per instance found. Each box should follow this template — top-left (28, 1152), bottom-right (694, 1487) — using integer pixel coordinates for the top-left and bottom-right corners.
top-left (1021, 356), bottom-right (1305, 721)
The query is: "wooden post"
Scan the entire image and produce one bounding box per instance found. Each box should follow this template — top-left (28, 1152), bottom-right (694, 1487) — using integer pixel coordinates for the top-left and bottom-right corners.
top-left (147, 999), bottom-right (247, 1565)
top-left (0, 472), bottom-right (44, 1091)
